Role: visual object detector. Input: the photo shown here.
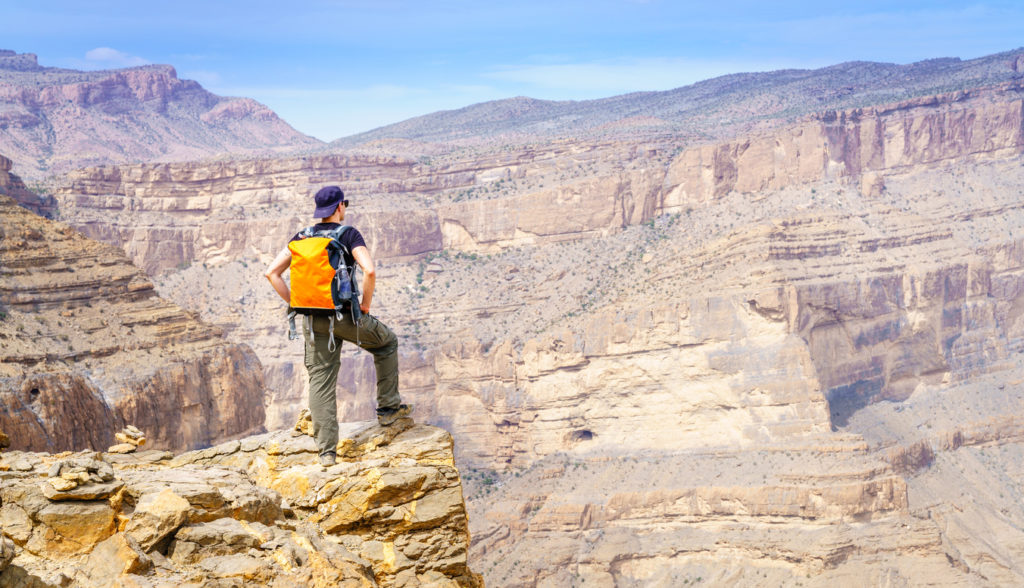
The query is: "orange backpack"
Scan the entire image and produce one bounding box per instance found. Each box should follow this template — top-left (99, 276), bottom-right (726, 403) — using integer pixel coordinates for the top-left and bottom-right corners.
top-left (288, 225), bottom-right (360, 319)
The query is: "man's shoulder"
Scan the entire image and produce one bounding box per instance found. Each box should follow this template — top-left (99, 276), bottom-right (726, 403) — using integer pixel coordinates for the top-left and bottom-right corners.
top-left (340, 225), bottom-right (366, 248)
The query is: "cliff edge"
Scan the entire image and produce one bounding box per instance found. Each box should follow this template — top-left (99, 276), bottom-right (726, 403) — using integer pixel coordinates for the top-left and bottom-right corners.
top-left (0, 419), bottom-right (482, 587)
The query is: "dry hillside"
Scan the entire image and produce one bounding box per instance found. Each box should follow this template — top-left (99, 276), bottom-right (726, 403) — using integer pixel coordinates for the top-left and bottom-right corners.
top-left (6, 47), bottom-right (1024, 585)
top-left (0, 50), bottom-right (322, 180)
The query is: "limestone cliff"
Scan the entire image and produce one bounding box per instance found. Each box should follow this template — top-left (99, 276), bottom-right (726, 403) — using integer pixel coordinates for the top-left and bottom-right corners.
top-left (0, 420), bottom-right (481, 587)
top-left (0, 50), bottom-right (321, 179)
top-left (0, 164), bottom-right (265, 452)
top-left (46, 82), bottom-right (1024, 273)
top-left (44, 81), bottom-right (1024, 441)
top-left (29, 72), bottom-right (1024, 586)
top-left (661, 81), bottom-right (1024, 206)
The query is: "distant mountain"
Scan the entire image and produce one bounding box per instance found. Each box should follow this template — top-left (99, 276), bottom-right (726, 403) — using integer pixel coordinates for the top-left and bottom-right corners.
top-left (0, 50), bottom-right (323, 178)
top-left (334, 48), bottom-right (1024, 147)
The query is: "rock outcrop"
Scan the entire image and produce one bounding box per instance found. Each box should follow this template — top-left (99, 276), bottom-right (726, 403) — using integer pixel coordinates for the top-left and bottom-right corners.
top-left (0, 154), bottom-right (50, 215)
top-left (0, 50), bottom-right (321, 179)
top-left (0, 421), bottom-right (481, 587)
top-left (0, 158), bottom-right (266, 453)
top-left (13, 54), bottom-right (1024, 586)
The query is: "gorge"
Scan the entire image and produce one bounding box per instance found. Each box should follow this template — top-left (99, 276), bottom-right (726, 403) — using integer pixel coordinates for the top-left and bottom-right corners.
top-left (3, 47), bottom-right (1024, 585)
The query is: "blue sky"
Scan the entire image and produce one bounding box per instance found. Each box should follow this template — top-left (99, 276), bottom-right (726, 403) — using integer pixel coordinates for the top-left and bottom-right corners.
top-left (3, 1), bottom-right (1023, 141)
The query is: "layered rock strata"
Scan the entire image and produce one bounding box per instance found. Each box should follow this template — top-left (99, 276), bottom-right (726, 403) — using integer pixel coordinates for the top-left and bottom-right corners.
top-left (0, 50), bottom-right (321, 178)
top-left (0, 421), bottom-right (481, 587)
top-left (45, 82), bottom-right (1024, 275)
top-left (13, 85), bottom-right (1001, 446)
top-left (0, 184), bottom-right (265, 452)
top-left (39, 82), bottom-right (1024, 452)
top-left (464, 373), bottom-right (1024, 586)
top-left (25, 73), bottom-right (1024, 585)
top-left (661, 81), bottom-right (1024, 205)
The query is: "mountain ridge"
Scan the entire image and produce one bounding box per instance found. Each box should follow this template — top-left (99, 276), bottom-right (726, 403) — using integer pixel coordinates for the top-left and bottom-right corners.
top-left (0, 50), bottom-right (323, 180)
top-left (332, 47), bottom-right (1024, 147)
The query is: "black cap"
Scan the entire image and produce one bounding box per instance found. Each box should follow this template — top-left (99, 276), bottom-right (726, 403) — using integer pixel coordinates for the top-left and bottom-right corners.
top-left (313, 186), bottom-right (345, 218)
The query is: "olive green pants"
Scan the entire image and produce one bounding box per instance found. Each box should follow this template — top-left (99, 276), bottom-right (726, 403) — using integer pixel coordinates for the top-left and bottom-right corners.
top-left (303, 313), bottom-right (401, 456)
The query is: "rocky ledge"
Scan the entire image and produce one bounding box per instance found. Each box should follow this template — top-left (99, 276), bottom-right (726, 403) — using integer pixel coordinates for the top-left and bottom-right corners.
top-left (0, 420), bottom-right (482, 587)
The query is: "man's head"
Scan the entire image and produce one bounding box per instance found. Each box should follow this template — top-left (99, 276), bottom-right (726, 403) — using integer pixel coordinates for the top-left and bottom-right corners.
top-left (313, 185), bottom-right (348, 219)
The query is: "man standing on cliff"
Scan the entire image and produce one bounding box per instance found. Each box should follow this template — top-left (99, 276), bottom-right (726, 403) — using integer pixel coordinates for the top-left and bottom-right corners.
top-left (265, 186), bottom-right (411, 467)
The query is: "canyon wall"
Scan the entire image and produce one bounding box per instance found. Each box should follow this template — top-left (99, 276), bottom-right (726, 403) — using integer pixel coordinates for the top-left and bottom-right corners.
top-left (42, 82), bottom-right (1024, 275)
top-left (8, 76), bottom-right (1024, 585)
top-left (37, 82), bottom-right (1024, 458)
top-left (662, 81), bottom-right (1024, 206)
top-left (0, 183), bottom-right (266, 453)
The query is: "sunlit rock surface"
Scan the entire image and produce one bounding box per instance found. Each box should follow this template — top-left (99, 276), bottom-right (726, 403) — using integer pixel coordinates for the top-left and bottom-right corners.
top-left (0, 421), bottom-right (481, 587)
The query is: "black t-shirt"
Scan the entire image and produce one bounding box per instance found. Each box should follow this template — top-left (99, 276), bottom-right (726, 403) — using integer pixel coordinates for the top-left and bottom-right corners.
top-left (290, 223), bottom-right (367, 269)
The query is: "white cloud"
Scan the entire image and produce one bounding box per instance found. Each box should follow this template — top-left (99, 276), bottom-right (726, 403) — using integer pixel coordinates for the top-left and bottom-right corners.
top-left (84, 47), bottom-right (149, 68)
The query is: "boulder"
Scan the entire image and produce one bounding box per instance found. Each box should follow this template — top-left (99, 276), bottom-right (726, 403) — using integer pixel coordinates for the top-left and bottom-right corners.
top-left (0, 503), bottom-right (33, 544)
top-left (0, 424), bottom-right (478, 585)
top-left (118, 466), bottom-right (283, 525)
top-left (83, 533), bottom-right (152, 581)
top-left (124, 488), bottom-right (191, 552)
top-left (43, 479), bottom-right (124, 501)
top-left (108, 443), bottom-right (137, 454)
top-left (168, 518), bottom-right (262, 565)
top-left (28, 500), bottom-right (117, 555)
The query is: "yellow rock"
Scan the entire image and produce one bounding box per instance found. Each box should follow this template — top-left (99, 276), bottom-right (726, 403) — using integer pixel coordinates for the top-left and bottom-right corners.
top-left (294, 408), bottom-right (314, 436)
top-left (108, 443), bottom-right (137, 454)
top-left (125, 488), bottom-right (191, 551)
top-left (115, 432), bottom-right (141, 446)
top-left (84, 533), bottom-right (151, 579)
top-left (48, 477), bottom-right (77, 491)
top-left (30, 500), bottom-right (116, 555)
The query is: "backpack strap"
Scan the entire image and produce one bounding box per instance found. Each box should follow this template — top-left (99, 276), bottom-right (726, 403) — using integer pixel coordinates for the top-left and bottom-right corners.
top-left (287, 310), bottom-right (298, 340)
top-left (327, 225), bottom-right (352, 256)
top-left (327, 225), bottom-right (351, 239)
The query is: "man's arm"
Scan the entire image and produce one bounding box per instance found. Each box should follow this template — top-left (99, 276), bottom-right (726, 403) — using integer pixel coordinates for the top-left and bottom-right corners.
top-left (265, 247), bottom-right (292, 303)
top-left (352, 245), bottom-right (375, 314)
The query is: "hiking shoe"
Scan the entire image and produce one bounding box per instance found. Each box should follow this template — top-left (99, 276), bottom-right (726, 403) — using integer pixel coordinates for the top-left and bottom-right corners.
top-left (318, 452), bottom-right (336, 467)
top-left (377, 404), bottom-right (413, 426)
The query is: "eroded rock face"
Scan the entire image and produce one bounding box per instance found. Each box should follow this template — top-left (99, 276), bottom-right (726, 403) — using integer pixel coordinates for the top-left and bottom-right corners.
top-left (0, 50), bottom-right (321, 179)
top-left (661, 82), bottom-right (1024, 207)
top-left (0, 189), bottom-right (265, 453)
top-left (39, 83), bottom-right (1024, 446)
top-left (22, 70), bottom-right (1024, 587)
top-left (0, 422), bottom-right (481, 587)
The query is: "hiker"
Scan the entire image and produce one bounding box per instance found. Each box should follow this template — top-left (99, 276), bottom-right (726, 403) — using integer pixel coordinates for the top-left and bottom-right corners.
top-left (265, 185), bottom-right (411, 466)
